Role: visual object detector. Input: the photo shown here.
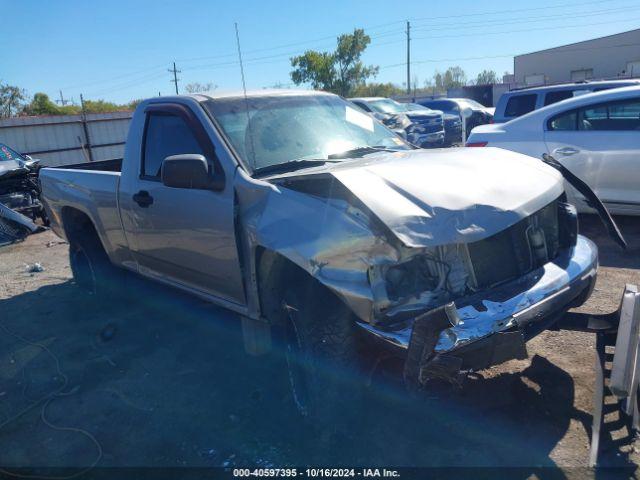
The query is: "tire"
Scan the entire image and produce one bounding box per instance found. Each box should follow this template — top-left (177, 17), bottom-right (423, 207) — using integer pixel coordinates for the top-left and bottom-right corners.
top-left (274, 274), bottom-right (361, 422)
top-left (68, 228), bottom-right (122, 304)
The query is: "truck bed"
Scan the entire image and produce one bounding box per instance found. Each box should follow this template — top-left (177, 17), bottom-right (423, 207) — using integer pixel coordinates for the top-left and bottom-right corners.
top-left (50, 158), bottom-right (122, 172)
top-left (39, 161), bottom-right (127, 261)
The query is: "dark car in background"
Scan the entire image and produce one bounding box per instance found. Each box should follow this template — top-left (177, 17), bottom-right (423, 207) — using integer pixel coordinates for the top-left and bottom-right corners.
top-left (492, 79), bottom-right (640, 124)
top-left (417, 98), bottom-right (494, 138)
top-left (350, 97), bottom-right (445, 148)
top-left (406, 103), bottom-right (462, 146)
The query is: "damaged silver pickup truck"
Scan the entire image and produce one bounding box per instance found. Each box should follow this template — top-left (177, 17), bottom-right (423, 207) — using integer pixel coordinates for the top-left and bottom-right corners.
top-left (40, 90), bottom-right (602, 415)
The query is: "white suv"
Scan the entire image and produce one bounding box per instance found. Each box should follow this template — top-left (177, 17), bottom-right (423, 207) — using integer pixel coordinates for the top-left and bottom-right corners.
top-left (493, 79), bottom-right (640, 124)
top-left (467, 86), bottom-right (640, 215)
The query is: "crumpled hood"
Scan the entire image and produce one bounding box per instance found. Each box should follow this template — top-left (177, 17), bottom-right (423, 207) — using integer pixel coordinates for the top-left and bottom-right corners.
top-left (406, 110), bottom-right (441, 122)
top-left (327, 147), bottom-right (564, 248)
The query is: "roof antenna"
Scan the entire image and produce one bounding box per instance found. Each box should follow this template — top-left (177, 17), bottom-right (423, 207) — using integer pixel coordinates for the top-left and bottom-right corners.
top-left (235, 22), bottom-right (256, 170)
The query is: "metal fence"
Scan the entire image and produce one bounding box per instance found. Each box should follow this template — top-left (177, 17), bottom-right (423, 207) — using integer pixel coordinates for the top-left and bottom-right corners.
top-left (0, 111), bottom-right (132, 167)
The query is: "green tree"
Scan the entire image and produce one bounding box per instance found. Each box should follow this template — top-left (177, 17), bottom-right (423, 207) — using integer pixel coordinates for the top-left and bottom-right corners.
top-left (82, 99), bottom-right (125, 113)
top-left (23, 93), bottom-right (62, 115)
top-left (0, 82), bottom-right (27, 117)
top-left (127, 99), bottom-right (143, 111)
top-left (475, 70), bottom-right (498, 85)
top-left (290, 29), bottom-right (378, 96)
top-left (350, 82), bottom-right (402, 97)
top-left (23, 93), bottom-right (141, 116)
top-left (185, 82), bottom-right (217, 93)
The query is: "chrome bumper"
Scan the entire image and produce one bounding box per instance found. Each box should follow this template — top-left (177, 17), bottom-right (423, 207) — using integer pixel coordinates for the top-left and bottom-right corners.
top-left (359, 235), bottom-right (598, 358)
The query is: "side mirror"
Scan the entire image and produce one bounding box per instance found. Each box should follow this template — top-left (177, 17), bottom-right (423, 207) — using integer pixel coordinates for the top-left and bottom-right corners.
top-left (161, 154), bottom-right (211, 189)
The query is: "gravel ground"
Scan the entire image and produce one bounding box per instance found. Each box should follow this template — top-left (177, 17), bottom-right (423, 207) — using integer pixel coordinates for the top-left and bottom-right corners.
top-left (0, 215), bottom-right (639, 476)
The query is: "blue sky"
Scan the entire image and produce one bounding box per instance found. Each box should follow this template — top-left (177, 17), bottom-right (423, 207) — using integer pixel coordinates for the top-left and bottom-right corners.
top-left (3, 0), bottom-right (640, 104)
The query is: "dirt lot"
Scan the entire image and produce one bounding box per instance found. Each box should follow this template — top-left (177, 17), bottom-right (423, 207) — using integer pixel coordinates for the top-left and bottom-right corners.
top-left (1, 215), bottom-right (639, 475)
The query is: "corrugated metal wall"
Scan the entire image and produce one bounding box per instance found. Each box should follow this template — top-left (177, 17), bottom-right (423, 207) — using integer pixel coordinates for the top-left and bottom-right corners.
top-left (0, 112), bottom-right (132, 166)
top-left (514, 28), bottom-right (640, 86)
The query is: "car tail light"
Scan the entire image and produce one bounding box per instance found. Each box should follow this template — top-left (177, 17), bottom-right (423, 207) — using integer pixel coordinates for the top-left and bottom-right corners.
top-left (466, 142), bottom-right (488, 147)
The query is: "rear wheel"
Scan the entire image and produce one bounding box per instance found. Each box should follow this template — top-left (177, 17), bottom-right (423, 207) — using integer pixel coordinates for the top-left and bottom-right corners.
top-left (68, 228), bottom-right (122, 304)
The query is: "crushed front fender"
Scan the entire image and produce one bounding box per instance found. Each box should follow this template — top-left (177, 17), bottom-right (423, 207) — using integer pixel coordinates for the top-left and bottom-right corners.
top-left (358, 235), bottom-right (598, 383)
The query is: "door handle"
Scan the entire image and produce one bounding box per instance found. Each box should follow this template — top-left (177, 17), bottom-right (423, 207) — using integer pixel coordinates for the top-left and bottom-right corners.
top-left (553, 147), bottom-right (580, 156)
top-left (132, 190), bottom-right (154, 208)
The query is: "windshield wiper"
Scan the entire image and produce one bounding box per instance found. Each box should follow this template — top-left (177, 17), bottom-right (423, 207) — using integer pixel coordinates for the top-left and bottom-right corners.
top-left (252, 159), bottom-right (340, 177)
top-left (327, 145), bottom-right (397, 159)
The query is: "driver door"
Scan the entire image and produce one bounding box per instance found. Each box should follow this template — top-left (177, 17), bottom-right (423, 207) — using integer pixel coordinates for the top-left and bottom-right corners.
top-left (119, 102), bottom-right (245, 306)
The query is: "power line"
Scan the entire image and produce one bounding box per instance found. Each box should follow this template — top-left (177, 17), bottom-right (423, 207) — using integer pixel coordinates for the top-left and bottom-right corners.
top-left (378, 41), bottom-right (640, 71)
top-left (87, 71), bottom-right (168, 97)
top-left (59, 0), bottom-right (635, 98)
top-left (60, 64), bottom-right (167, 90)
top-left (407, 0), bottom-right (621, 23)
top-left (409, 4), bottom-right (635, 32)
top-left (411, 14), bottom-right (640, 41)
top-left (176, 28), bottom-right (404, 67)
top-left (61, 0), bottom-right (640, 99)
top-left (380, 54), bottom-right (517, 70)
top-left (170, 13), bottom-right (640, 78)
top-left (173, 0), bottom-right (625, 66)
top-left (56, 0), bottom-right (636, 96)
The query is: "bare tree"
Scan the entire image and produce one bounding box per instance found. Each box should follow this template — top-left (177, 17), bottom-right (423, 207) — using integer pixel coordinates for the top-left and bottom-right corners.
top-left (0, 82), bottom-right (27, 117)
top-left (184, 82), bottom-right (218, 93)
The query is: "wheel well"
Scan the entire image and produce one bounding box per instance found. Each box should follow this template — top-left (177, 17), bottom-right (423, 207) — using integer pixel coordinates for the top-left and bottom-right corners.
top-left (255, 248), bottom-right (350, 324)
top-left (60, 207), bottom-right (99, 243)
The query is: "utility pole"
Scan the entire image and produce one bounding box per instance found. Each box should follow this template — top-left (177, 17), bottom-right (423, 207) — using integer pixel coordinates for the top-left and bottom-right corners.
top-left (79, 94), bottom-right (94, 162)
top-left (169, 62), bottom-right (181, 95)
top-left (56, 90), bottom-right (68, 106)
top-left (406, 20), bottom-right (411, 95)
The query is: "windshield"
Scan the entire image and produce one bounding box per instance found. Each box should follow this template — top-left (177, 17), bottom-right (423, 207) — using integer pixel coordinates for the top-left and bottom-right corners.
top-left (367, 99), bottom-right (408, 114)
top-left (0, 143), bottom-right (26, 162)
top-left (204, 94), bottom-right (409, 173)
top-left (458, 99), bottom-right (486, 109)
top-left (407, 103), bottom-right (432, 112)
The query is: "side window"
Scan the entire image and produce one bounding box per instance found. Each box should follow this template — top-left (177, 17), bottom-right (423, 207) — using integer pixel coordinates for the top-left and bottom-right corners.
top-left (544, 90), bottom-right (574, 106)
top-left (548, 110), bottom-right (578, 131)
top-left (427, 101), bottom-right (457, 113)
top-left (505, 94), bottom-right (537, 117)
top-left (142, 113), bottom-right (205, 178)
top-left (579, 98), bottom-right (640, 131)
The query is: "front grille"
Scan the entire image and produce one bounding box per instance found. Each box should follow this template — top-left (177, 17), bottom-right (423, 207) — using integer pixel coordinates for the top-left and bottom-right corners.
top-left (408, 122), bottom-right (442, 134)
top-left (466, 199), bottom-right (562, 290)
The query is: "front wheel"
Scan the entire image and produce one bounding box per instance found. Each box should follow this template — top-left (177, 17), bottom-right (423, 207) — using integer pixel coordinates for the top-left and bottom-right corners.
top-left (275, 277), bottom-right (362, 421)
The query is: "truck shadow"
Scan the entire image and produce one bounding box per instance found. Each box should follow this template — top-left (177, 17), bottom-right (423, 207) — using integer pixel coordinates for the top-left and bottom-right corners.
top-left (580, 214), bottom-right (640, 269)
top-left (0, 278), bottom-right (634, 475)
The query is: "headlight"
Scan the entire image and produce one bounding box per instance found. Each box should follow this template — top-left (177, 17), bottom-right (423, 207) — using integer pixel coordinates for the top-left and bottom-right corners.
top-left (383, 114), bottom-right (411, 130)
top-left (397, 114), bottom-right (412, 129)
top-left (384, 256), bottom-right (440, 301)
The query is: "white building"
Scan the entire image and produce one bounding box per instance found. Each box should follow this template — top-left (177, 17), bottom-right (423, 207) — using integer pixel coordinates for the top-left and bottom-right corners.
top-left (514, 28), bottom-right (640, 86)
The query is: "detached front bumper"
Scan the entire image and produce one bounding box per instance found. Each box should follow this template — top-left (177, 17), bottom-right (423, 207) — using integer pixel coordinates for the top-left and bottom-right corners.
top-left (359, 235), bottom-right (598, 382)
